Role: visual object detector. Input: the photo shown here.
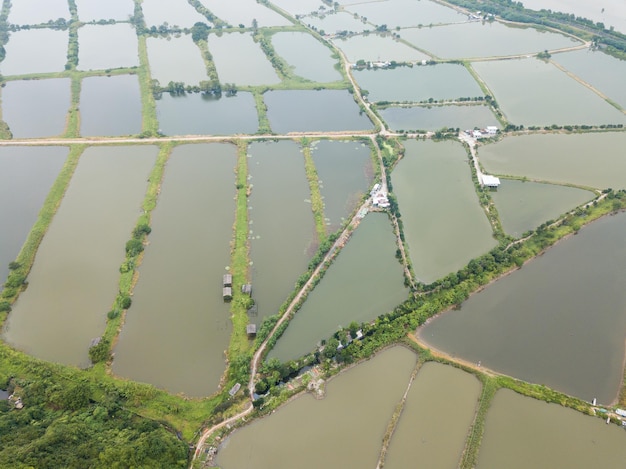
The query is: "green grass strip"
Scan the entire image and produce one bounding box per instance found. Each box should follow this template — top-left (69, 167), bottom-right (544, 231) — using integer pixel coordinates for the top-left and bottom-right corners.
top-left (99, 142), bottom-right (173, 357)
top-left (460, 376), bottom-right (498, 469)
top-left (195, 38), bottom-right (220, 85)
top-left (253, 89), bottom-right (271, 134)
top-left (64, 73), bottom-right (82, 138)
top-left (137, 34), bottom-right (159, 136)
top-left (302, 138), bottom-right (327, 241)
top-left (225, 141), bottom-right (253, 381)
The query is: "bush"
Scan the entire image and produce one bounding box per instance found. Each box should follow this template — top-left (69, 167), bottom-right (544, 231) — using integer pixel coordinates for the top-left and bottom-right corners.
top-left (0, 301), bottom-right (11, 313)
top-left (125, 238), bottom-right (144, 256)
top-left (119, 295), bottom-right (132, 310)
top-left (4, 273), bottom-right (26, 289)
top-left (133, 224), bottom-right (152, 238)
top-left (89, 339), bottom-right (111, 364)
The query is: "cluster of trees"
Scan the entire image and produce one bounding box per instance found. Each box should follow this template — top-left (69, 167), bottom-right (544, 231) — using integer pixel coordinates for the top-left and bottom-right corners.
top-left (151, 79), bottom-right (235, 98)
top-left (190, 21), bottom-right (210, 42)
top-left (504, 123), bottom-right (626, 132)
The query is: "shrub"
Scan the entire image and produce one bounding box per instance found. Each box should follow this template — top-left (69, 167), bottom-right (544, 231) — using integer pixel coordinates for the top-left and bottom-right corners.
top-left (89, 339), bottom-right (111, 364)
top-left (132, 224), bottom-right (152, 238)
top-left (119, 295), bottom-right (132, 310)
top-left (125, 238), bottom-right (144, 256)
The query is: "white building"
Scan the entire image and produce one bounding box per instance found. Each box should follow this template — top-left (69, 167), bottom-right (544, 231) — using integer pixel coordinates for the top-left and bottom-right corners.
top-left (481, 174), bottom-right (501, 188)
top-left (486, 126), bottom-right (498, 135)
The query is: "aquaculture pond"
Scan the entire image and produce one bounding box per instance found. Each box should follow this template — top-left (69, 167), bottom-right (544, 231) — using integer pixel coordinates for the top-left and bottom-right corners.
top-left (156, 92), bottom-right (258, 136)
top-left (77, 24), bottom-right (139, 71)
top-left (392, 139), bottom-right (496, 284)
top-left (491, 179), bottom-right (593, 237)
top-left (477, 389), bottom-right (626, 468)
top-left (380, 105), bottom-right (498, 132)
top-left (3, 146), bottom-right (156, 367)
top-left (7, 0), bottom-right (69, 25)
top-left (0, 147), bottom-right (68, 290)
top-left (270, 0), bottom-right (324, 16)
top-left (248, 141), bottom-right (317, 320)
top-left (472, 58), bottom-right (626, 127)
top-left (354, 64), bottom-right (483, 103)
top-left (113, 144), bottom-right (236, 397)
top-left (198, 0), bottom-right (291, 27)
top-left (401, 21), bottom-right (579, 59)
top-left (311, 139), bottom-right (373, 232)
top-left (264, 90), bottom-right (373, 133)
top-left (79, 75), bottom-right (142, 137)
top-left (478, 132), bottom-right (626, 190)
top-left (215, 346), bottom-right (417, 469)
top-left (2, 78), bottom-right (70, 138)
top-left (75, 0), bottom-right (134, 22)
top-left (342, 0), bottom-right (462, 28)
top-left (208, 33), bottom-right (280, 86)
top-left (141, 0), bottom-right (206, 27)
top-left (553, 49), bottom-right (626, 109)
top-left (146, 35), bottom-right (208, 86)
top-left (333, 34), bottom-right (429, 63)
top-left (1, 29), bottom-right (68, 76)
top-left (521, 0), bottom-right (626, 35)
top-left (420, 211), bottom-right (626, 404)
top-left (303, 11), bottom-right (370, 34)
top-left (385, 363), bottom-right (481, 469)
top-left (271, 32), bottom-right (342, 83)
top-left (269, 213), bottom-right (408, 362)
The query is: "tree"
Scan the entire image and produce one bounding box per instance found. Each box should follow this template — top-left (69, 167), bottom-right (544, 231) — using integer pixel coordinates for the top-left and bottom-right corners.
top-left (191, 22), bottom-right (210, 42)
top-left (89, 339), bottom-right (111, 364)
top-left (125, 238), bottom-right (144, 256)
top-left (132, 223), bottom-right (151, 238)
top-left (323, 338), bottom-right (339, 359)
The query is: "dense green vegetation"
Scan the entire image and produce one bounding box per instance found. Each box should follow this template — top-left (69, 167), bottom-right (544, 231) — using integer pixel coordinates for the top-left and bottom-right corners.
top-left (0, 361), bottom-right (188, 468)
top-left (302, 138), bottom-right (328, 241)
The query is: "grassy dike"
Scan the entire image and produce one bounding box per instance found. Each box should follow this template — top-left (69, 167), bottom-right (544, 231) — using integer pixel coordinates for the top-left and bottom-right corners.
top-left (253, 89), bottom-right (272, 134)
top-left (377, 356), bottom-right (425, 468)
top-left (64, 74), bottom-right (82, 138)
top-left (225, 141), bottom-right (253, 381)
top-left (137, 34), bottom-right (159, 136)
top-left (302, 138), bottom-right (327, 242)
top-left (195, 38), bottom-right (220, 86)
top-left (459, 376), bottom-right (498, 469)
top-left (102, 142), bottom-right (174, 358)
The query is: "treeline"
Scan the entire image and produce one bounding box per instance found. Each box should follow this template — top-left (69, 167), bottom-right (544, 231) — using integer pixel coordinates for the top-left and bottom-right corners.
top-left (150, 78), bottom-right (236, 98)
top-left (504, 123), bottom-right (625, 132)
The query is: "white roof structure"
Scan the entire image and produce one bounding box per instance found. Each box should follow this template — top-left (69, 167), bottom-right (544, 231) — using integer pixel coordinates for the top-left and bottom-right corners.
top-left (482, 174), bottom-right (501, 187)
